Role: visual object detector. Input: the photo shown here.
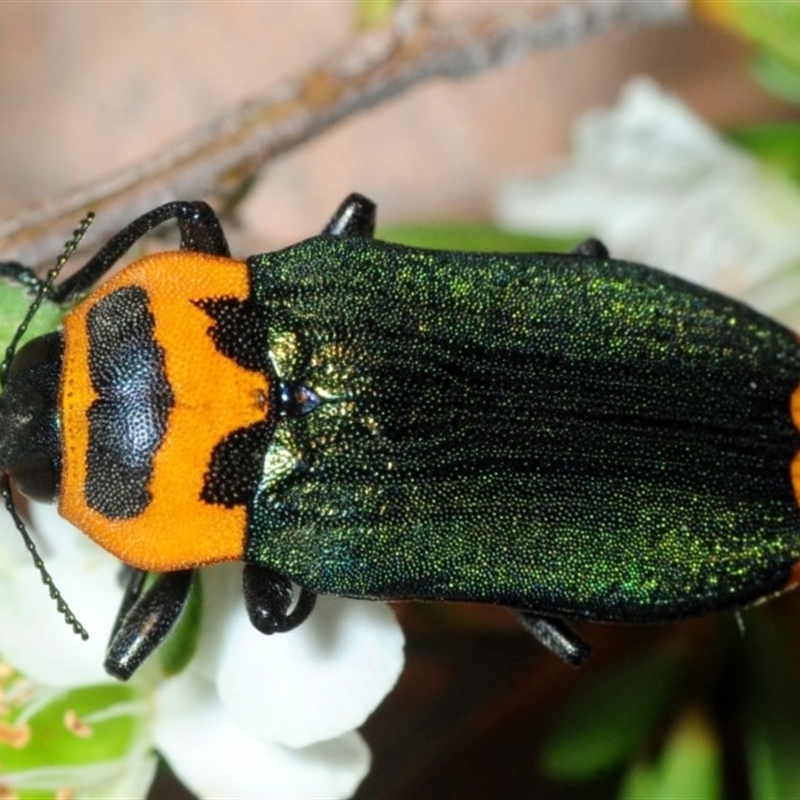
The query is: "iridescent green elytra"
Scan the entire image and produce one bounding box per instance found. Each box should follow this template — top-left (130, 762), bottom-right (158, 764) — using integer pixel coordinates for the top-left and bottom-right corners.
top-left (3, 193), bottom-right (800, 678)
top-left (246, 212), bottom-right (800, 652)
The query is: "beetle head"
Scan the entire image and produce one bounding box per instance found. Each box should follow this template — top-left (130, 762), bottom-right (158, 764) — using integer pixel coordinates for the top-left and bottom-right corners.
top-left (0, 333), bottom-right (63, 501)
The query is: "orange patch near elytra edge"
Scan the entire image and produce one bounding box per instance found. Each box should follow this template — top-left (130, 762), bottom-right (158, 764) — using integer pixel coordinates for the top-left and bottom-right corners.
top-left (790, 388), bottom-right (800, 516)
top-left (787, 359), bottom-right (800, 593)
top-left (787, 559), bottom-right (800, 590)
top-left (59, 251), bottom-right (271, 571)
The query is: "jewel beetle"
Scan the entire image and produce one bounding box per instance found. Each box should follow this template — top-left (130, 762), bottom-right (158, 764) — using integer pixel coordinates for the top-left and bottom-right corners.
top-left (2, 193), bottom-right (800, 681)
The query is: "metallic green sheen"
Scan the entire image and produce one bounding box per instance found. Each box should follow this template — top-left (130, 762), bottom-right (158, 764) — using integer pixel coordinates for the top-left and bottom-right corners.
top-left (244, 236), bottom-right (800, 623)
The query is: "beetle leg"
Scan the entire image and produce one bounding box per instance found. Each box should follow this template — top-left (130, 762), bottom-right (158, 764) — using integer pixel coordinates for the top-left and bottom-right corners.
top-left (322, 193), bottom-right (377, 238)
top-left (105, 568), bottom-right (194, 680)
top-left (242, 563), bottom-right (317, 634)
top-left (2, 202), bottom-right (230, 305)
top-left (570, 237), bottom-right (609, 258)
top-left (514, 611), bottom-right (591, 666)
top-left (108, 566), bottom-right (148, 643)
top-left (0, 262), bottom-right (46, 292)
top-left (51, 201), bottom-right (231, 303)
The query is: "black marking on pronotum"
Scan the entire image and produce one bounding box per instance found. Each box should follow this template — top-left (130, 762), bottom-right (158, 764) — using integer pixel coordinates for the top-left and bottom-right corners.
top-left (201, 422), bottom-right (275, 508)
top-left (192, 296), bottom-right (272, 373)
top-left (85, 286), bottom-right (175, 519)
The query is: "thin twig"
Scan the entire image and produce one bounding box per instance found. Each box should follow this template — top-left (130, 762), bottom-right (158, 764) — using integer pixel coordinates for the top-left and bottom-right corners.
top-left (0, 0), bottom-right (687, 267)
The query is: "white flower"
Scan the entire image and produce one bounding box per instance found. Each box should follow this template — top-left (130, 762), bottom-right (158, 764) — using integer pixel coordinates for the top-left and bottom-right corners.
top-left (495, 77), bottom-right (800, 323)
top-left (0, 500), bottom-right (404, 799)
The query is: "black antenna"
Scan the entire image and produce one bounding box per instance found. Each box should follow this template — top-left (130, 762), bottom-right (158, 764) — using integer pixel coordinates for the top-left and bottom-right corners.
top-left (1, 476), bottom-right (88, 640)
top-left (1, 213), bottom-right (94, 387)
top-left (1, 213), bottom-right (94, 640)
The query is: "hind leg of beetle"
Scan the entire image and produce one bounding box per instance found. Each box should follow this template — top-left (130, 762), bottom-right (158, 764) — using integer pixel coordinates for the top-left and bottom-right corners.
top-left (105, 568), bottom-right (195, 681)
top-left (570, 238), bottom-right (609, 258)
top-left (514, 610), bottom-right (591, 666)
top-left (243, 563), bottom-right (317, 634)
top-left (322, 193), bottom-right (376, 238)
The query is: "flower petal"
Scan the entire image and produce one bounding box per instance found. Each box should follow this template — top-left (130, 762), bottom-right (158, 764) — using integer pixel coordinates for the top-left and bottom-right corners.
top-left (201, 564), bottom-right (404, 748)
top-left (495, 77), bottom-right (800, 314)
top-left (154, 670), bottom-right (370, 800)
top-left (0, 501), bottom-right (123, 686)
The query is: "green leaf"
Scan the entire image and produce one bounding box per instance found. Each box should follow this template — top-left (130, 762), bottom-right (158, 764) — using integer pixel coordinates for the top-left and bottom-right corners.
top-left (751, 52), bottom-right (800, 107)
top-left (730, 1), bottom-right (800, 72)
top-left (381, 222), bottom-right (582, 254)
top-left (745, 612), bottom-right (800, 799)
top-left (0, 280), bottom-right (64, 354)
top-left (697, 0), bottom-right (800, 104)
top-left (541, 648), bottom-right (685, 780)
top-left (619, 709), bottom-right (721, 800)
top-left (725, 123), bottom-right (800, 183)
top-left (0, 678), bottom-right (144, 773)
top-left (158, 575), bottom-right (203, 678)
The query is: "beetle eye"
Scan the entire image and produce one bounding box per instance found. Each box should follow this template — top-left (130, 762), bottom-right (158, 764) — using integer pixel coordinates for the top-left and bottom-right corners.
top-left (6, 333), bottom-right (62, 383)
top-left (12, 451), bottom-right (58, 501)
top-left (0, 332), bottom-right (62, 499)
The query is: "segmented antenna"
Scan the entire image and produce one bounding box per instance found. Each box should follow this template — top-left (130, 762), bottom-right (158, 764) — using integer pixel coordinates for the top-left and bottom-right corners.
top-left (0, 213), bottom-right (94, 640)
top-left (1, 475), bottom-right (88, 640)
top-left (1, 213), bottom-right (94, 387)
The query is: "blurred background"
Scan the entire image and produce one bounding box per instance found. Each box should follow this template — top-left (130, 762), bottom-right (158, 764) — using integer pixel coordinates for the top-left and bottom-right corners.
top-left (1, 3), bottom-right (800, 799)
top-left (0, 2), bottom-right (791, 243)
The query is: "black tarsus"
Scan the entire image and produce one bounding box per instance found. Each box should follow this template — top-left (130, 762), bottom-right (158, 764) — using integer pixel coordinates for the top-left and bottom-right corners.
top-left (243, 563), bottom-right (317, 634)
top-left (570, 237), bottom-right (609, 259)
top-left (515, 610), bottom-right (592, 667)
top-left (322, 193), bottom-right (377, 238)
top-left (105, 568), bottom-right (195, 680)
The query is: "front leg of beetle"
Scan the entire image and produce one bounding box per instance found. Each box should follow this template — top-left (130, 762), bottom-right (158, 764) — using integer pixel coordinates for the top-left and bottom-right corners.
top-left (243, 563), bottom-right (317, 634)
top-left (105, 568), bottom-right (195, 680)
top-left (0, 201), bottom-right (232, 305)
top-left (52, 201), bottom-right (231, 302)
top-left (0, 262), bottom-right (45, 293)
